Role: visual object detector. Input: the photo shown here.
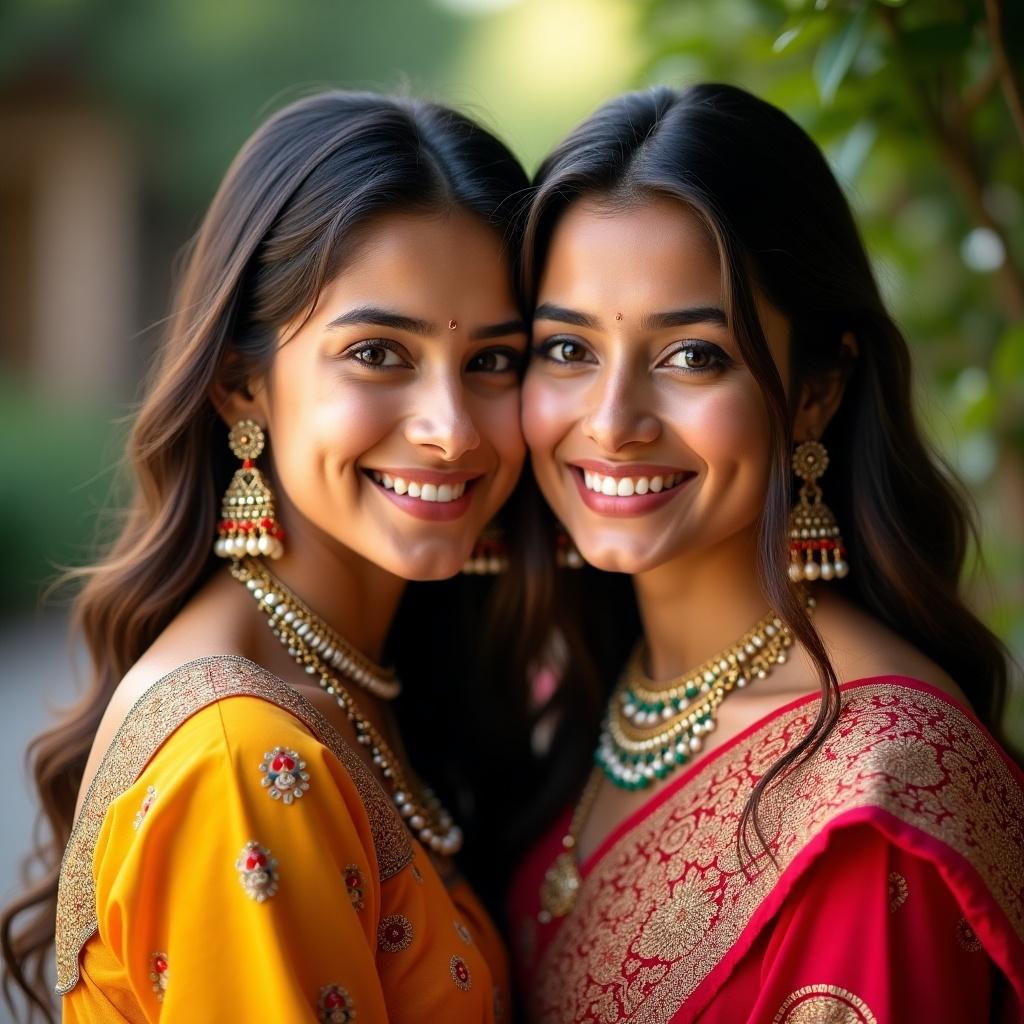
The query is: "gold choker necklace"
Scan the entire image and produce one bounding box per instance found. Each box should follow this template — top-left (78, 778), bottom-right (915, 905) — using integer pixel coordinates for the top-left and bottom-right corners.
top-left (597, 604), bottom-right (805, 790)
top-left (539, 599), bottom-right (810, 921)
top-left (232, 558), bottom-right (462, 857)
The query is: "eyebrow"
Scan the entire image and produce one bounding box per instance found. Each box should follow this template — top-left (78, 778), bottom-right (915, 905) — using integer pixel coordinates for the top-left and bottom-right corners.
top-left (641, 306), bottom-right (728, 330)
top-left (533, 303), bottom-right (600, 329)
top-left (326, 305), bottom-right (527, 342)
top-left (534, 303), bottom-right (728, 331)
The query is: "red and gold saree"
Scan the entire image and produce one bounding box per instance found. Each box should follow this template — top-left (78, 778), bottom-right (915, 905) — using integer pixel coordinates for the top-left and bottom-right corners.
top-left (510, 678), bottom-right (1024, 1022)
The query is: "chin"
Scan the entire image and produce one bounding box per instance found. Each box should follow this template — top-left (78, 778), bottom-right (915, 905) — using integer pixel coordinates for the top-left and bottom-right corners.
top-left (575, 541), bottom-right (660, 576)
top-left (387, 550), bottom-right (467, 583)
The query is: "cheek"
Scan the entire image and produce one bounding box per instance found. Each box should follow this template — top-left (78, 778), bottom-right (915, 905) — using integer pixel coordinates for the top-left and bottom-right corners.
top-left (673, 382), bottom-right (772, 480)
top-left (473, 387), bottom-right (526, 465)
top-left (521, 372), bottom-right (573, 459)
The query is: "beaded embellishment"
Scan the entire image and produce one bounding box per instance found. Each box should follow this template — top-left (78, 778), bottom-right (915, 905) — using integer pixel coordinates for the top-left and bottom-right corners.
top-left (317, 984), bottom-right (356, 1023)
top-left (235, 840), bottom-right (278, 902)
top-left (148, 952), bottom-right (168, 1001)
top-left (344, 864), bottom-right (365, 911)
top-left (449, 954), bottom-right (472, 992)
top-left (378, 914), bottom-right (414, 953)
top-left (454, 920), bottom-right (473, 945)
top-left (133, 786), bottom-right (157, 831)
top-left (258, 745), bottom-right (310, 804)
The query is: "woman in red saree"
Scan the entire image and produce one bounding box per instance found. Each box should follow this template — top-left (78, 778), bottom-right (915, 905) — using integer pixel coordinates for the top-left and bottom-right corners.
top-left (504, 84), bottom-right (1024, 1022)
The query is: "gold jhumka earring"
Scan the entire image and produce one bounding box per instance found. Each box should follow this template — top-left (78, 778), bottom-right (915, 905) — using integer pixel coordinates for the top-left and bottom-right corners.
top-left (788, 440), bottom-right (848, 582)
top-left (462, 522), bottom-right (508, 575)
top-left (214, 419), bottom-right (285, 560)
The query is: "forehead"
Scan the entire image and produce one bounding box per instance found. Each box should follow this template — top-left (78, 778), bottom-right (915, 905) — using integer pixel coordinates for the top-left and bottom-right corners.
top-left (539, 194), bottom-right (722, 309)
top-left (324, 208), bottom-right (514, 310)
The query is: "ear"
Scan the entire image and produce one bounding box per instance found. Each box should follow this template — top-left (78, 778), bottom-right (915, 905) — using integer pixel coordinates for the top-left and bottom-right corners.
top-left (792, 331), bottom-right (858, 442)
top-left (209, 354), bottom-right (270, 429)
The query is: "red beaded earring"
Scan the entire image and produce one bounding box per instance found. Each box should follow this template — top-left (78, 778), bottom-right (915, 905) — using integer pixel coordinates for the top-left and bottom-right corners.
top-left (214, 420), bottom-right (285, 560)
top-left (788, 440), bottom-right (848, 582)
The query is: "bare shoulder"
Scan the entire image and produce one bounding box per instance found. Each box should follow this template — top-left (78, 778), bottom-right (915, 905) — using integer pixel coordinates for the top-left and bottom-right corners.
top-left (810, 590), bottom-right (968, 706)
top-left (74, 571), bottom-right (258, 818)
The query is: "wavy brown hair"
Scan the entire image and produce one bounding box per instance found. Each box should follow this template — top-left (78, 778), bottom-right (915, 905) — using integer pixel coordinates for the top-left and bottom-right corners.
top-left (0, 90), bottom-right (529, 1022)
top-left (489, 82), bottom-right (1012, 864)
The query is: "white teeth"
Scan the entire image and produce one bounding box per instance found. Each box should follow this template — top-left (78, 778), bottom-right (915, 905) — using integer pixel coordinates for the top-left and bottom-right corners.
top-left (370, 473), bottom-right (468, 503)
top-left (581, 470), bottom-right (688, 496)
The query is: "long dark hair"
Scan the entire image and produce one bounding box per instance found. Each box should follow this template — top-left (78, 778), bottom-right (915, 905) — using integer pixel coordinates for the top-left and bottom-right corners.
top-left (494, 82), bottom-right (1010, 862)
top-left (1, 90), bottom-right (529, 1022)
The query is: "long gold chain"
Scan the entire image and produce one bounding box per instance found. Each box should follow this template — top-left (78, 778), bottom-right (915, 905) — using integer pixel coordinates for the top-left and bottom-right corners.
top-left (539, 599), bottom-right (810, 920)
top-left (231, 558), bottom-right (462, 857)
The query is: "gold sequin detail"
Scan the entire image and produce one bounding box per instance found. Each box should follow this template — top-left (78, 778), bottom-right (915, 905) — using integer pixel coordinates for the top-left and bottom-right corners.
top-left (377, 914), bottom-right (414, 953)
top-left (956, 916), bottom-right (983, 952)
top-left (531, 683), bottom-right (1023, 1023)
top-left (450, 954), bottom-right (472, 991)
top-left (773, 984), bottom-right (878, 1023)
top-left (54, 656), bottom-right (413, 995)
top-left (887, 871), bottom-right (908, 913)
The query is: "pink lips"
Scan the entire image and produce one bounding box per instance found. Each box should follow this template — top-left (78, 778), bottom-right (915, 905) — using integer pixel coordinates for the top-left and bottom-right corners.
top-left (569, 461), bottom-right (696, 518)
top-left (364, 468), bottom-right (480, 522)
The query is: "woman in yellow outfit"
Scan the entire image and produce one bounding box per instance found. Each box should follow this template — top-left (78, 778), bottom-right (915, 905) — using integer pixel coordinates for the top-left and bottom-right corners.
top-left (1, 91), bottom-right (529, 1021)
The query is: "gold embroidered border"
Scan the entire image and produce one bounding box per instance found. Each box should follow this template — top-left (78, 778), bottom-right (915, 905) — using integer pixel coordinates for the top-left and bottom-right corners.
top-left (55, 655), bottom-right (413, 995)
top-left (532, 683), bottom-right (1024, 1023)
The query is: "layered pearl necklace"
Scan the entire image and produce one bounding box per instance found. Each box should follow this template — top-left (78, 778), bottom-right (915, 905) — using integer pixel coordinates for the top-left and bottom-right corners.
top-left (539, 599), bottom-right (810, 921)
top-left (231, 558), bottom-right (463, 857)
top-left (597, 604), bottom-right (803, 790)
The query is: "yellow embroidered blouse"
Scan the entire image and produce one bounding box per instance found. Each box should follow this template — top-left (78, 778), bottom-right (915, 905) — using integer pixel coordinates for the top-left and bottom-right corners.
top-left (54, 656), bottom-right (509, 1021)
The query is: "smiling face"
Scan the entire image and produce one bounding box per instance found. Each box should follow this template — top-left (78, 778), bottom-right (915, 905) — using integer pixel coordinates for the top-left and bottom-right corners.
top-left (523, 194), bottom-right (792, 576)
top-left (248, 208), bottom-right (527, 581)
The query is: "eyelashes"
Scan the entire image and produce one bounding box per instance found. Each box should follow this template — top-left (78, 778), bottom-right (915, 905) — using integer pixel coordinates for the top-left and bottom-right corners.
top-left (342, 339), bottom-right (524, 374)
top-left (533, 336), bottom-right (733, 375)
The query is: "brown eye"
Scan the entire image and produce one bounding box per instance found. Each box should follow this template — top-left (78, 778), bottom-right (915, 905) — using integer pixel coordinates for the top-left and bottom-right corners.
top-left (682, 348), bottom-right (709, 368)
top-left (349, 342), bottom-right (405, 368)
top-left (468, 350), bottom-right (518, 373)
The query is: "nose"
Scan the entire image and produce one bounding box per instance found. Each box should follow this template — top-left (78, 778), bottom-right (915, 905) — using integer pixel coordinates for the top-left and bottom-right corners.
top-left (404, 382), bottom-right (481, 461)
top-left (580, 369), bottom-right (661, 453)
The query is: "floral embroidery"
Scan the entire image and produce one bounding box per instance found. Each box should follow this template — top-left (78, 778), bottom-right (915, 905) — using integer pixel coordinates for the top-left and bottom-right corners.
top-left (148, 952), bottom-right (168, 1002)
top-left (317, 984), bottom-right (355, 1022)
top-left (133, 786), bottom-right (157, 831)
top-left (259, 745), bottom-right (310, 804)
top-left (236, 840), bottom-right (278, 902)
top-left (454, 919), bottom-right (473, 945)
top-left (634, 867), bottom-right (718, 960)
top-left (529, 684), bottom-right (1024, 1024)
top-left (378, 914), bottom-right (414, 953)
top-left (888, 871), bottom-right (908, 913)
top-left (450, 953), bottom-right (472, 992)
top-left (343, 864), bottom-right (365, 911)
top-left (773, 984), bottom-right (878, 1023)
top-left (956, 917), bottom-right (983, 952)
top-left (54, 657), bottom-right (411, 997)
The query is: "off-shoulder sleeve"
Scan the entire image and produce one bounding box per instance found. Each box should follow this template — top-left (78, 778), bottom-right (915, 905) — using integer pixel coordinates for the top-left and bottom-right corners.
top-left (92, 694), bottom-right (392, 1020)
top-left (703, 823), bottom-right (1018, 1024)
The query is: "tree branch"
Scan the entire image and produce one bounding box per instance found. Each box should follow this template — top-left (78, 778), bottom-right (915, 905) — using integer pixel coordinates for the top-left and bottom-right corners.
top-left (984, 0), bottom-right (1024, 151)
top-left (878, 5), bottom-right (1024, 319)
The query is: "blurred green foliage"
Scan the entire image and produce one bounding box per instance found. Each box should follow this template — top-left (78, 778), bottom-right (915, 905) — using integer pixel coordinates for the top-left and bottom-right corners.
top-left (639, 0), bottom-right (1024, 651)
top-left (1, 1), bottom-right (1021, 731)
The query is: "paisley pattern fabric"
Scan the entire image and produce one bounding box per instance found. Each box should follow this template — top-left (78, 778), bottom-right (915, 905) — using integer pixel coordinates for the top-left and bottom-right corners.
top-left (510, 678), bottom-right (1024, 1023)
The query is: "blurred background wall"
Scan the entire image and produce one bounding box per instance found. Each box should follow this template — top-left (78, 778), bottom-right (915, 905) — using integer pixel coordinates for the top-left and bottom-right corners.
top-left (1, 0), bottom-right (1022, 961)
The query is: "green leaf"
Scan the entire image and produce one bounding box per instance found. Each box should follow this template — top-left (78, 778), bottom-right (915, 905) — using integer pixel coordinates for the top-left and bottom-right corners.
top-left (993, 323), bottom-right (1024, 385)
top-left (813, 7), bottom-right (869, 104)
